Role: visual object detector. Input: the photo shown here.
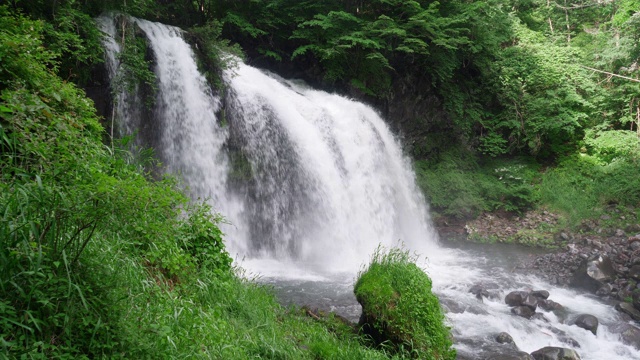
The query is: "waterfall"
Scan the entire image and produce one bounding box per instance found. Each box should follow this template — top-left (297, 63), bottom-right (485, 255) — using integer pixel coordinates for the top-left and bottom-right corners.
top-left (98, 14), bottom-right (438, 272)
top-left (98, 14), bottom-right (640, 360)
top-left (224, 65), bottom-right (438, 270)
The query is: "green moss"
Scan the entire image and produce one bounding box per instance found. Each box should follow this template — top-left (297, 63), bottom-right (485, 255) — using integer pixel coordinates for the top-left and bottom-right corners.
top-left (354, 247), bottom-right (455, 360)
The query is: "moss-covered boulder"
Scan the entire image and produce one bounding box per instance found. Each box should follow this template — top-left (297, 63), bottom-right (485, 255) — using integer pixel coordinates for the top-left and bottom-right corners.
top-left (354, 247), bottom-right (456, 359)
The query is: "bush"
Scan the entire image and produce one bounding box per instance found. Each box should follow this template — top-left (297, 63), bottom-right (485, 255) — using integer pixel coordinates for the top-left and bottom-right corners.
top-left (538, 153), bottom-right (640, 226)
top-left (415, 151), bottom-right (538, 218)
top-left (354, 247), bottom-right (455, 360)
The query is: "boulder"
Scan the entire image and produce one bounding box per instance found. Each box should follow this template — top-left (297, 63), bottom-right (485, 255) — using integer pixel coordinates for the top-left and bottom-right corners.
top-left (609, 322), bottom-right (640, 350)
top-left (629, 265), bottom-right (640, 281)
top-left (538, 299), bottom-right (564, 312)
top-left (354, 250), bottom-right (455, 359)
top-left (570, 255), bottom-right (615, 293)
top-left (530, 346), bottom-right (581, 360)
top-left (522, 294), bottom-right (539, 310)
top-left (530, 313), bottom-right (548, 322)
top-left (511, 306), bottom-right (535, 319)
top-left (615, 301), bottom-right (640, 321)
top-left (506, 291), bottom-right (530, 307)
top-left (572, 314), bottom-right (598, 335)
top-left (496, 332), bottom-right (515, 345)
top-left (487, 352), bottom-right (534, 360)
top-left (531, 290), bottom-right (550, 300)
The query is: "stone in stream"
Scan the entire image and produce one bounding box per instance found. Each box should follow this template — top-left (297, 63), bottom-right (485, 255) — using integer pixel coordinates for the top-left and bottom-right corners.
top-left (538, 299), bottom-right (564, 312)
top-left (571, 314), bottom-right (598, 335)
top-left (511, 306), bottom-right (535, 319)
top-left (570, 254), bottom-right (615, 293)
top-left (496, 332), bottom-right (515, 345)
top-left (615, 301), bottom-right (640, 321)
top-left (530, 346), bottom-right (581, 360)
top-left (506, 291), bottom-right (530, 306)
top-left (609, 322), bottom-right (640, 350)
top-left (531, 290), bottom-right (550, 300)
top-left (487, 352), bottom-right (534, 360)
top-left (505, 291), bottom-right (538, 310)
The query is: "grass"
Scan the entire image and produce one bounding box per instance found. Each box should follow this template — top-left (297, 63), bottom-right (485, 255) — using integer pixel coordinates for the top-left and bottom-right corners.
top-left (354, 247), bottom-right (455, 360)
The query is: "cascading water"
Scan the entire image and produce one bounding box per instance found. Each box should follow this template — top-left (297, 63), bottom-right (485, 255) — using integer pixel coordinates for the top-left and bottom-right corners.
top-left (99, 14), bottom-right (640, 359)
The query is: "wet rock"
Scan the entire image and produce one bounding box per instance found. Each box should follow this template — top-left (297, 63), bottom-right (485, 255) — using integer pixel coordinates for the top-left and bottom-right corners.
top-left (571, 314), bottom-right (598, 335)
top-left (506, 291), bottom-right (530, 307)
top-left (629, 265), bottom-right (640, 280)
top-left (615, 302), bottom-right (640, 321)
top-left (595, 283), bottom-right (612, 296)
top-left (488, 352), bottom-right (534, 360)
top-left (570, 254), bottom-right (615, 292)
top-left (530, 313), bottom-right (548, 322)
top-left (531, 290), bottom-right (550, 300)
top-left (522, 295), bottom-right (539, 310)
top-left (440, 298), bottom-right (464, 314)
top-left (511, 306), bottom-right (535, 319)
top-left (609, 322), bottom-right (640, 349)
top-left (496, 332), bottom-right (515, 345)
top-left (530, 346), bottom-right (581, 360)
top-left (538, 299), bottom-right (564, 312)
top-left (547, 328), bottom-right (580, 348)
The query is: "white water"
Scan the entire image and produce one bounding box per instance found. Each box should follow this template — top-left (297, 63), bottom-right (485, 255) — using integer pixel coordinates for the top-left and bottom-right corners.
top-left (99, 15), bottom-right (640, 359)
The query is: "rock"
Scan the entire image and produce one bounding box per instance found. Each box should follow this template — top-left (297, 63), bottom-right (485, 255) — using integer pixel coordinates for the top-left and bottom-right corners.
top-left (626, 224), bottom-right (640, 232)
top-left (511, 306), bottom-right (535, 319)
top-left (530, 313), bottom-right (548, 322)
top-left (530, 346), bottom-right (581, 360)
top-left (615, 302), bottom-right (640, 321)
top-left (496, 332), bottom-right (515, 345)
top-left (538, 299), bottom-right (564, 311)
top-left (522, 295), bottom-right (539, 310)
top-left (609, 322), bottom-right (640, 349)
top-left (531, 290), bottom-right (550, 300)
top-left (506, 291), bottom-right (530, 307)
top-left (355, 258), bottom-right (454, 358)
top-left (616, 229), bottom-right (626, 237)
top-left (488, 352), bottom-right (535, 360)
top-left (440, 297), bottom-right (465, 314)
top-left (547, 328), bottom-right (580, 348)
top-left (570, 255), bottom-right (615, 292)
top-left (572, 314), bottom-right (598, 335)
top-left (469, 282), bottom-right (501, 302)
top-left (595, 283), bottom-right (612, 296)
top-left (629, 265), bottom-right (640, 280)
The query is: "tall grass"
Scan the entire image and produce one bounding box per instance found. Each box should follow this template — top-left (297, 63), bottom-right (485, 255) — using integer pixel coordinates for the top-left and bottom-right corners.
top-left (538, 154), bottom-right (640, 227)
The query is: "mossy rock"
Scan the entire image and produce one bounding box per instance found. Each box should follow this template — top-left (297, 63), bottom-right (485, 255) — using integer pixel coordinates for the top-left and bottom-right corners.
top-left (354, 247), bottom-right (455, 359)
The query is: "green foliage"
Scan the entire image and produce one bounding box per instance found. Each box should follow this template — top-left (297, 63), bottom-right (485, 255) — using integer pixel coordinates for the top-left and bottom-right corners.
top-left (415, 151), bottom-right (539, 218)
top-left (539, 153), bottom-right (640, 226)
top-left (111, 18), bottom-right (158, 107)
top-left (188, 20), bottom-right (244, 89)
top-left (179, 203), bottom-right (232, 274)
top-left (584, 129), bottom-right (640, 162)
top-left (354, 246), bottom-right (455, 360)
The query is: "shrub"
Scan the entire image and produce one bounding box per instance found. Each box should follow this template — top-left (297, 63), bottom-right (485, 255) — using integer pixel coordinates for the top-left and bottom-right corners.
top-left (415, 151), bottom-right (538, 218)
top-left (354, 247), bottom-right (455, 360)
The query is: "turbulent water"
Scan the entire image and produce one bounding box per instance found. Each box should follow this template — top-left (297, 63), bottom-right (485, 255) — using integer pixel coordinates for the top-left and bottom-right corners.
top-left (99, 14), bottom-right (640, 360)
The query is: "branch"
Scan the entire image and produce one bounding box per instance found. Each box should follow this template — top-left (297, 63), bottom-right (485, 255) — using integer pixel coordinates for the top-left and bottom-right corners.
top-left (553, 2), bottom-right (599, 10)
top-left (580, 65), bottom-right (640, 83)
